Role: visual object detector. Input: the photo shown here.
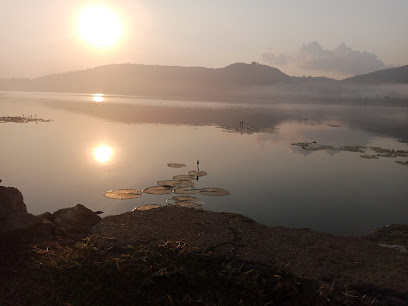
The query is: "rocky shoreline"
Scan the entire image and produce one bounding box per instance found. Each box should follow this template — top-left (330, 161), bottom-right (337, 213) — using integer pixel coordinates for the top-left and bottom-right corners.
top-left (1, 185), bottom-right (408, 304)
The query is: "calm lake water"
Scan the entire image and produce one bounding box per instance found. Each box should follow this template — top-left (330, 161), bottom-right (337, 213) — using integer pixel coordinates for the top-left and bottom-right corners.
top-left (1, 91), bottom-right (408, 235)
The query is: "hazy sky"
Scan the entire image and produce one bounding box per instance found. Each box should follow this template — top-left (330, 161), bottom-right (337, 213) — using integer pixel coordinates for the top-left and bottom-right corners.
top-left (1, 0), bottom-right (407, 79)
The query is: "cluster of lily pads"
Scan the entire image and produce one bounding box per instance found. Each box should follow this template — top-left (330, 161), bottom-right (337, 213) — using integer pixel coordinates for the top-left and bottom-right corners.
top-left (103, 162), bottom-right (230, 211)
top-left (292, 142), bottom-right (408, 166)
top-left (0, 115), bottom-right (52, 123)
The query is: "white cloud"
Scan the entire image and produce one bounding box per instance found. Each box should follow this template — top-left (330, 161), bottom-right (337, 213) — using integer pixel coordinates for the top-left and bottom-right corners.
top-left (260, 49), bottom-right (290, 66)
top-left (262, 42), bottom-right (388, 76)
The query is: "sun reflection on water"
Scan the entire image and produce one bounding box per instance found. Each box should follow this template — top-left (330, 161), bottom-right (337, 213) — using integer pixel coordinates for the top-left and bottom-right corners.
top-left (94, 145), bottom-right (113, 163)
top-left (92, 93), bottom-right (104, 103)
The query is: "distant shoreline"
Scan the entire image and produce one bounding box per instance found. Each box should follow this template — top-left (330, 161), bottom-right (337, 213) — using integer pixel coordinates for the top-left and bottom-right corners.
top-left (1, 63), bottom-right (407, 104)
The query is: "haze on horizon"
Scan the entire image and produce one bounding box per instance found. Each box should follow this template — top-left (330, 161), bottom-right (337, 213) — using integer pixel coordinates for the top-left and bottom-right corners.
top-left (1, 0), bottom-right (407, 80)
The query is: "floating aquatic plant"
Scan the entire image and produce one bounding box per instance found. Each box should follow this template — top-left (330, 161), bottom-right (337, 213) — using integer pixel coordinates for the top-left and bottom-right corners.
top-left (157, 180), bottom-right (178, 187)
top-left (341, 146), bottom-right (367, 153)
top-left (188, 171), bottom-right (208, 177)
top-left (173, 174), bottom-right (195, 181)
top-left (157, 180), bottom-right (194, 188)
top-left (360, 154), bottom-right (379, 159)
top-left (104, 189), bottom-right (142, 199)
top-left (143, 186), bottom-right (174, 195)
top-left (167, 163), bottom-right (186, 168)
top-left (173, 187), bottom-right (200, 195)
top-left (199, 188), bottom-right (230, 196)
top-left (292, 142), bottom-right (408, 162)
top-left (176, 202), bottom-right (204, 209)
top-left (174, 180), bottom-right (194, 187)
top-left (132, 204), bottom-right (160, 211)
top-left (0, 116), bottom-right (53, 124)
top-left (166, 196), bottom-right (204, 206)
top-left (395, 161), bottom-right (408, 166)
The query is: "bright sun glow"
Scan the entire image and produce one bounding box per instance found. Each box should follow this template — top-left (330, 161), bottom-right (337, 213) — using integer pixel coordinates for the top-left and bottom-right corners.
top-left (92, 93), bottom-right (104, 103)
top-left (94, 146), bottom-right (113, 163)
top-left (78, 6), bottom-right (123, 48)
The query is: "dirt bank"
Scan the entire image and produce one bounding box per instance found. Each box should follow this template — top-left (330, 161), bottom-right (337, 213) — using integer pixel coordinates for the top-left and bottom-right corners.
top-left (93, 206), bottom-right (408, 301)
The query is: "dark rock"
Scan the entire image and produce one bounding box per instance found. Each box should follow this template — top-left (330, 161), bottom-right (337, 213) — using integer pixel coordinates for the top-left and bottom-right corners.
top-left (31, 219), bottom-right (55, 241)
top-left (0, 186), bottom-right (27, 218)
top-left (1, 213), bottom-right (41, 233)
top-left (37, 212), bottom-right (54, 222)
top-left (369, 224), bottom-right (408, 249)
top-left (53, 204), bottom-right (101, 238)
top-left (0, 186), bottom-right (44, 246)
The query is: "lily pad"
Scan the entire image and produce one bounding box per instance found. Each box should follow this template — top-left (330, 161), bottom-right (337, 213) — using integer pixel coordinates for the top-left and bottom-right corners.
top-left (167, 163), bottom-right (186, 168)
top-left (157, 180), bottom-right (194, 188)
top-left (132, 204), bottom-right (161, 211)
top-left (176, 202), bottom-right (203, 209)
top-left (104, 189), bottom-right (142, 199)
top-left (188, 171), bottom-right (208, 177)
top-left (173, 187), bottom-right (200, 195)
top-left (174, 180), bottom-right (195, 187)
top-left (199, 188), bottom-right (230, 196)
top-left (157, 180), bottom-right (178, 187)
top-left (143, 186), bottom-right (173, 195)
top-left (173, 174), bottom-right (195, 181)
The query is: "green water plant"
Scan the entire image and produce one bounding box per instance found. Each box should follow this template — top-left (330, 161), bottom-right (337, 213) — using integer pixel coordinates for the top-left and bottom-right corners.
top-left (167, 163), bottom-right (186, 168)
top-left (199, 188), bottom-right (230, 196)
top-left (104, 189), bottom-right (142, 199)
top-left (132, 204), bottom-right (161, 211)
top-left (143, 186), bottom-right (174, 195)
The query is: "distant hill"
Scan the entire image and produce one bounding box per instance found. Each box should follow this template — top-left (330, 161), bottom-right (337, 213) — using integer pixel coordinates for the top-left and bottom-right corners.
top-left (0, 62), bottom-right (290, 100)
top-left (342, 65), bottom-right (408, 84)
top-left (1, 63), bottom-right (407, 102)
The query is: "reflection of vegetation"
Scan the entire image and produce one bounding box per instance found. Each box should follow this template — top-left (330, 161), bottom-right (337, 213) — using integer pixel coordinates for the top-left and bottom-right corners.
top-left (395, 161), bottom-right (408, 166)
top-left (104, 189), bottom-right (142, 199)
top-left (292, 142), bottom-right (408, 162)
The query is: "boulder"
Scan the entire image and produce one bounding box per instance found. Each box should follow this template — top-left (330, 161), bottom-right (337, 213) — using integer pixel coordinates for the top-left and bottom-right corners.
top-left (0, 186), bottom-right (27, 218)
top-left (37, 212), bottom-right (54, 223)
top-left (53, 204), bottom-right (101, 238)
top-left (0, 186), bottom-right (43, 246)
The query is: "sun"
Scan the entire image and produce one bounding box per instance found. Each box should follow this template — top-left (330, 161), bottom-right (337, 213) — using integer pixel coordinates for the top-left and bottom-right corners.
top-left (94, 146), bottom-right (113, 163)
top-left (78, 6), bottom-right (123, 48)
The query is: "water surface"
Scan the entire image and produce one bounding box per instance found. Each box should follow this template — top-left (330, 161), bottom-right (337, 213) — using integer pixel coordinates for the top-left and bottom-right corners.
top-left (1, 91), bottom-right (407, 235)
